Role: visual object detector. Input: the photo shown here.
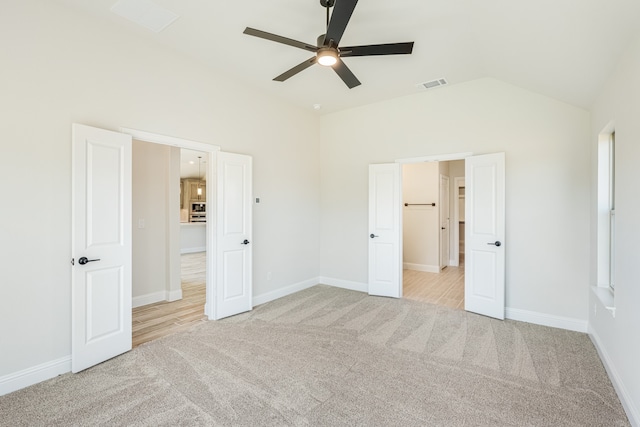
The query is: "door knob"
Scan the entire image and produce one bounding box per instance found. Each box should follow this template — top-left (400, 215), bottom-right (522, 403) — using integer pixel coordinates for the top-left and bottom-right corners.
top-left (370, 234), bottom-right (379, 239)
top-left (241, 239), bottom-right (250, 245)
top-left (78, 257), bottom-right (100, 265)
top-left (487, 241), bottom-right (502, 247)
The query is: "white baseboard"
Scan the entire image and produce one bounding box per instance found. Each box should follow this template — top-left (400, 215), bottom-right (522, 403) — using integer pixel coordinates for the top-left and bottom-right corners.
top-left (167, 289), bottom-right (182, 302)
top-left (505, 307), bottom-right (588, 333)
top-left (319, 276), bottom-right (368, 293)
top-left (0, 356), bottom-right (71, 397)
top-left (133, 289), bottom-right (183, 308)
top-left (180, 247), bottom-right (206, 254)
top-left (252, 277), bottom-right (319, 306)
top-left (132, 291), bottom-right (167, 308)
top-left (589, 328), bottom-right (639, 426)
top-left (403, 263), bottom-right (440, 273)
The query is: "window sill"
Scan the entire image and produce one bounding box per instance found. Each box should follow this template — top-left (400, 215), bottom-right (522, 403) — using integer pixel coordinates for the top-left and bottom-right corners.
top-left (591, 286), bottom-right (616, 317)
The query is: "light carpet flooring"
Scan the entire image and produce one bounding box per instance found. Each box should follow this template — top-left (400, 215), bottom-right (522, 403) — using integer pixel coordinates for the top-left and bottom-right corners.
top-left (0, 285), bottom-right (629, 426)
top-left (135, 253), bottom-right (464, 349)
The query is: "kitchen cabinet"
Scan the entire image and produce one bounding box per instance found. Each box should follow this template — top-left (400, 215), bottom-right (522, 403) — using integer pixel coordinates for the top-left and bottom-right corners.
top-left (180, 179), bottom-right (206, 206)
top-left (188, 180), bottom-right (206, 202)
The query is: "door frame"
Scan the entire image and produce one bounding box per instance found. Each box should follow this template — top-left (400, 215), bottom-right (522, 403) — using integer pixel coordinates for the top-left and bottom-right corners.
top-left (439, 173), bottom-right (450, 270)
top-left (394, 152), bottom-right (473, 296)
top-left (120, 128), bottom-right (220, 319)
top-left (452, 176), bottom-right (466, 267)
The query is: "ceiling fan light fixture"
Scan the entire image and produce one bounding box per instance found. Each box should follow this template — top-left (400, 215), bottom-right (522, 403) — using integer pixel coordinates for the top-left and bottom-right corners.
top-left (317, 48), bottom-right (338, 66)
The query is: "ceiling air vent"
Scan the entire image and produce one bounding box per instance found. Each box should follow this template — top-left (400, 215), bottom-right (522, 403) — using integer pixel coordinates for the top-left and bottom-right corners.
top-left (419, 78), bottom-right (448, 90)
top-left (111, 0), bottom-right (180, 33)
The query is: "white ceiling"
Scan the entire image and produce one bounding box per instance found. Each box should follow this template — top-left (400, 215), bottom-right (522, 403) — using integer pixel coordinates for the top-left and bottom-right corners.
top-left (180, 148), bottom-right (207, 180)
top-left (57, 0), bottom-right (640, 113)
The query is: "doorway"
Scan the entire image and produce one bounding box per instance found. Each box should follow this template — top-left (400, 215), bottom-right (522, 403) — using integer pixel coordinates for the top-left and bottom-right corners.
top-left (71, 124), bottom-right (254, 372)
top-left (401, 160), bottom-right (466, 309)
top-left (368, 152), bottom-right (505, 320)
top-left (130, 145), bottom-right (209, 347)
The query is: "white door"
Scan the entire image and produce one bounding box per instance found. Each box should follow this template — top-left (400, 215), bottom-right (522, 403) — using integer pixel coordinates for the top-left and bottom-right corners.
top-left (71, 124), bottom-right (132, 373)
top-left (439, 174), bottom-right (450, 269)
top-left (368, 163), bottom-right (402, 298)
top-left (464, 152), bottom-right (506, 319)
top-left (214, 152), bottom-right (253, 319)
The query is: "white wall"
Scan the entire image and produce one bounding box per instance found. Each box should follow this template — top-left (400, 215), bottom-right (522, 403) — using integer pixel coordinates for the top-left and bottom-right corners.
top-left (319, 78), bottom-right (591, 327)
top-left (0, 0), bottom-right (320, 380)
top-left (402, 163), bottom-right (439, 271)
top-left (180, 223), bottom-right (206, 254)
top-left (589, 33), bottom-right (640, 425)
top-left (133, 140), bottom-right (172, 300)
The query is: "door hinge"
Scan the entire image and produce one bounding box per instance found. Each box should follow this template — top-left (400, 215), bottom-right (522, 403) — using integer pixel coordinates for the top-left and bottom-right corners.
top-left (71, 258), bottom-right (74, 266)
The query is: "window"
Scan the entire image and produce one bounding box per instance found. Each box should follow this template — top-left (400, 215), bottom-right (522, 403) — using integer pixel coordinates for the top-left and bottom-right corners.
top-left (597, 129), bottom-right (615, 291)
top-left (608, 132), bottom-right (615, 290)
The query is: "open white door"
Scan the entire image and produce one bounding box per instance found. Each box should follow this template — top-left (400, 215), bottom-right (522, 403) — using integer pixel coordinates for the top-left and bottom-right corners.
top-left (214, 152), bottom-right (253, 319)
top-left (464, 152), bottom-right (506, 319)
top-left (368, 163), bottom-right (402, 298)
top-left (72, 124), bottom-right (132, 373)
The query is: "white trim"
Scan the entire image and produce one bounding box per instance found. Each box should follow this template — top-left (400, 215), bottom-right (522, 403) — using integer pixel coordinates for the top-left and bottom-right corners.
top-left (505, 307), bottom-right (588, 333)
top-left (395, 152), bottom-right (473, 164)
top-left (589, 328), bottom-right (640, 426)
top-left (167, 289), bottom-right (182, 302)
top-left (132, 291), bottom-right (167, 308)
top-left (591, 285), bottom-right (616, 317)
top-left (403, 263), bottom-right (440, 273)
top-left (132, 289), bottom-right (183, 308)
top-left (0, 356), bottom-right (71, 397)
top-left (181, 246), bottom-right (206, 254)
top-left (252, 277), bottom-right (319, 307)
top-left (452, 176), bottom-right (465, 267)
top-left (320, 276), bottom-right (368, 293)
top-left (120, 127), bottom-right (221, 152)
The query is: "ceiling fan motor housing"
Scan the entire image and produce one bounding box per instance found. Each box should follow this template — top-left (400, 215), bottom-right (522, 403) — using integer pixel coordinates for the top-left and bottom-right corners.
top-left (317, 34), bottom-right (338, 50)
top-left (320, 0), bottom-right (335, 8)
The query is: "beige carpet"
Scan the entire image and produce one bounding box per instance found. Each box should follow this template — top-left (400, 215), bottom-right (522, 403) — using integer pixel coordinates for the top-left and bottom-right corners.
top-left (0, 285), bottom-right (629, 426)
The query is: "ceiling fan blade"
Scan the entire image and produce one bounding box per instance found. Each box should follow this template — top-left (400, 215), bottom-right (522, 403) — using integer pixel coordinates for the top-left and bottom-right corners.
top-left (274, 57), bottom-right (318, 82)
top-left (333, 58), bottom-right (361, 89)
top-left (340, 42), bottom-right (414, 57)
top-left (323, 0), bottom-right (358, 46)
top-left (244, 27), bottom-right (318, 52)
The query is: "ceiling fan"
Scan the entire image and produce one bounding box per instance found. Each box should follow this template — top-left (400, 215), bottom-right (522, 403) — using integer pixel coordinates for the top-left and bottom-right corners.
top-left (243, 0), bottom-right (414, 89)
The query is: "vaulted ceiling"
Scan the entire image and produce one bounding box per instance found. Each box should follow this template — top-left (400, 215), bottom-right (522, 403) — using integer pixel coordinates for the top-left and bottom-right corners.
top-left (57, 0), bottom-right (640, 114)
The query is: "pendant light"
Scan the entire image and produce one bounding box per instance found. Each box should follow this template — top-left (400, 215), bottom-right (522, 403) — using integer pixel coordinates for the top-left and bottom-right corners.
top-left (197, 156), bottom-right (202, 199)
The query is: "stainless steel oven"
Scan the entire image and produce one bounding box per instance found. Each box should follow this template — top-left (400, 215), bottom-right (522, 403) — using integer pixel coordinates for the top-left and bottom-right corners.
top-left (190, 202), bottom-right (206, 222)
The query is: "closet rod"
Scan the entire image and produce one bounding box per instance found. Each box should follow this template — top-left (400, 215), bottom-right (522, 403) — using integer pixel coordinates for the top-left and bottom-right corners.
top-left (404, 203), bottom-right (436, 207)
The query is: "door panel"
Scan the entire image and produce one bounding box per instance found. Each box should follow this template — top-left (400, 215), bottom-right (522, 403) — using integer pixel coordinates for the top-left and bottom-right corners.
top-left (86, 267), bottom-right (123, 341)
top-left (368, 164), bottom-right (402, 298)
top-left (215, 152), bottom-right (253, 319)
top-left (72, 124), bottom-right (132, 373)
top-left (223, 250), bottom-right (246, 299)
top-left (464, 153), bottom-right (505, 319)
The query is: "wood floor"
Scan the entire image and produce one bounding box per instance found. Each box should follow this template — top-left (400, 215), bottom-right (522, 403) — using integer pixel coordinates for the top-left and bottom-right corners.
top-left (403, 257), bottom-right (465, 309)
top-left (132, 252), bottom-right (207, 348)
top-left (133, 252), bottom-right (464, 347)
